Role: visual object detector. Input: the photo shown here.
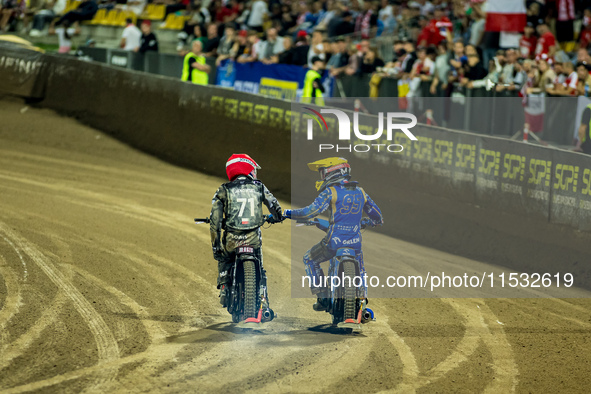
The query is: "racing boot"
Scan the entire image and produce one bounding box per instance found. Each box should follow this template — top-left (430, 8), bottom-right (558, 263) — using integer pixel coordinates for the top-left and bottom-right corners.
top-left (312, 289), bottom-right (330, 312)
top-left (219, 284), bottom-right (228, 307)
top-left (217, 266), bottom-right (230, 307)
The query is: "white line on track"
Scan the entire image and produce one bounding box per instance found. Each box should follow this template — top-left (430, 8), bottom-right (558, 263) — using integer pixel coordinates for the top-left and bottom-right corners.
top-left (416, 299), bottom-right (481, 387)
top-left (478, 301), bottom-right (519, 393)
top-left (446, 299), bottom-right (518, 393)
top-left (373, 311), bottom-right (420, 393)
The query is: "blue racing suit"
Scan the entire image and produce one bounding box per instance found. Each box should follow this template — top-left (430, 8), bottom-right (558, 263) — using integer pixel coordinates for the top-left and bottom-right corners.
top-left (285, 181), bottom-right (383, 296)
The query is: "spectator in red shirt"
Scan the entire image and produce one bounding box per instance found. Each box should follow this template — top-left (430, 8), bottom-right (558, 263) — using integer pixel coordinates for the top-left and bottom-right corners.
top-left (430, 7), bottom-right (452, 41)
top-left (354, 0), bottom-right (378, 39)
top-left (580, 8), bottom-right (591, 50)
top-left (216, 0), bottom-right (240, 23)
top-left (535, 21), bottom-right (556, 61)
top-left (519, 22), bottom-right (537, 59)
top-left (418, 7), bottom-right (451, 48)
top-left (555, 0), bottom-right (575, 45)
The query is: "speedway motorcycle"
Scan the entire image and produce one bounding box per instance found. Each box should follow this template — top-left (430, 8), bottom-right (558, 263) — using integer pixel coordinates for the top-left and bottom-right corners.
top-left (194, 215), bottom-right (277, 328)
top-left (297, 217), bottom-right (376, 333)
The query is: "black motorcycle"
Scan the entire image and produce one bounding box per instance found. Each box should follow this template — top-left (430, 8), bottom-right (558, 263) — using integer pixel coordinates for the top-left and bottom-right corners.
top-left (195, 215), bottom-right (277, 328)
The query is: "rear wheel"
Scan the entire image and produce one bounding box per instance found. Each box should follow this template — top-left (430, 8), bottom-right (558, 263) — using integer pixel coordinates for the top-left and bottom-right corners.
top-left (332, 259), bottom-right (358, 326)
top-left (243, 260), bottom-right (258, 319)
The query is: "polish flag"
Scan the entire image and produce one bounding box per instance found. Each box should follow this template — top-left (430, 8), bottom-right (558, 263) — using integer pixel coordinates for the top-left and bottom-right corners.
top-left (485, 0), bottom-right (527, 32)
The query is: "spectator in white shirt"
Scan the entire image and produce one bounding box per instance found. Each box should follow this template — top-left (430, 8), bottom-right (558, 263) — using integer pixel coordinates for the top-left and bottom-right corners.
top-left (124, 0), bottom-right (146, 16)
top-left (260, 28), bottom-right (285, 64)
top-left (409, 0), bottom-right (434, 16)
top-left (56, 20), bottom-right (76, 53)
top-left (378, 0), bottom-right (396, 34)
top-left (500, 48), bottom-right (517, 84)
top-left (307, 29), bottom-right (326, 67)
top-left (30, 0), bottom-right (67, 36)
top-left (120, 18), bottom-right (142, 52)
top-left (247, 0), bottom-right (268, 33)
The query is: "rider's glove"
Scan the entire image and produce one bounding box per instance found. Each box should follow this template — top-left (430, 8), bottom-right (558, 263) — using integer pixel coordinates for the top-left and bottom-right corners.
top-left (361, 218), bottom-right (379, 228)
top-left (283, 209), bottom-right (292, 219)
top-left (212, 246), bottom-right (226, 261)
top-left (267, 215), bottom-right (282, 224)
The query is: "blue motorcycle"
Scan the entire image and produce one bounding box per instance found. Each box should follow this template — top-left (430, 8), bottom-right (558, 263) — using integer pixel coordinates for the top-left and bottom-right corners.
top-left (297, 217), bottom-right (376, 332)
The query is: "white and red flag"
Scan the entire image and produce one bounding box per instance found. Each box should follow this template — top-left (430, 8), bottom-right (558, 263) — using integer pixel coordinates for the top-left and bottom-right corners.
top-left (485, 0), bottom-right (527, 32)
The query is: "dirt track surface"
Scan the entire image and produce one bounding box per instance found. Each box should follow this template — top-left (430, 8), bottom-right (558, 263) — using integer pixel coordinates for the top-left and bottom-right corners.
top-left (1, 98), bottom-right (591, 393)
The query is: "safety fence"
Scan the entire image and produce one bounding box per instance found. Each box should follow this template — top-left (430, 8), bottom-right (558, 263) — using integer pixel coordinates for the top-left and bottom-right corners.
top-left (73, 47), bottom-right (576, 147)
top-left (78, 47), bottom-right (218, 82)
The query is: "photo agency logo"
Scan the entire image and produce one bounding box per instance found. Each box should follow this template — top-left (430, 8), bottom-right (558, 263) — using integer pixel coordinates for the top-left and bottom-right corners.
top-left (304, 107), bottom-right (418, 153)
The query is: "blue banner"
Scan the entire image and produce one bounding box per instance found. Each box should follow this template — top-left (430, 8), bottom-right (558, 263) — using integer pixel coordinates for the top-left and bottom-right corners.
top-left (215, 59), bottom-right (237, 88)
top-left (215, 60), bottom-right (332, 100)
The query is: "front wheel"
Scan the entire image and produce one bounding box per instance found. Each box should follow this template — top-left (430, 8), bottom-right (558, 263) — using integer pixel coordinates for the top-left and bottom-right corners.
top-left (243, 259), bottom-right (258, 319)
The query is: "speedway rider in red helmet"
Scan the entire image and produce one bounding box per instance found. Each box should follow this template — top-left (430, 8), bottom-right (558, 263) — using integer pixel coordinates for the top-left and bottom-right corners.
top-left (283, 157), bottom-right (383, 311)
top-left (210, 154), bottom-right (283, 306)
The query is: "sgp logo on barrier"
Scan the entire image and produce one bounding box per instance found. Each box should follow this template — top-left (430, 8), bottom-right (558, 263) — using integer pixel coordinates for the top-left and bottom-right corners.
top-left (304, 108), bottom-right (418, 153)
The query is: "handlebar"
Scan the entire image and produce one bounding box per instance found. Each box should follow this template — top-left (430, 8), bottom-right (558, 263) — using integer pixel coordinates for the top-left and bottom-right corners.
top-left (296, 219), bottom-right (322, 227)
top-left (296, 217), bottom-right (377, 230)
top-left (194, 215), bottom-right (281, 225)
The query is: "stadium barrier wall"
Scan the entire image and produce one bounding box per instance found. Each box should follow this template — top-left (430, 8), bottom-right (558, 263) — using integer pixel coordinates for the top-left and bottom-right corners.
top-left (0, 44), bottom-right (47, 98)
top-left (1, 48), bottom-right (290, 196)
top-left (291, 103), bottom-right (591, 233)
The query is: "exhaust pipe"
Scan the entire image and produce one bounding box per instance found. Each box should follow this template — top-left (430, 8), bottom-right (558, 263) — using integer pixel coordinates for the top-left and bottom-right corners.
top-left (263, 309), bottom-right (275, 321)
top-left (361, 308), bottom-right (374, 323)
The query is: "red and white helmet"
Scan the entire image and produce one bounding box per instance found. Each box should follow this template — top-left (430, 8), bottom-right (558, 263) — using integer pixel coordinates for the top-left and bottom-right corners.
top-left (226, 153), bottom-right (261, 181)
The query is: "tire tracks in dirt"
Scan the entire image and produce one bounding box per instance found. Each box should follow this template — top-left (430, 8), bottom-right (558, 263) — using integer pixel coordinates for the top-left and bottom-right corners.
top-left (0, 223), bottom-right (121, 390)
top-left (0, 253), bottom-right (22, 350)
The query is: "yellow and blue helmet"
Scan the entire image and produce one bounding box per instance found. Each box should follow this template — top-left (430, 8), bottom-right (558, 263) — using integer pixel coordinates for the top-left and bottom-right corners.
top-left (307, 157), bottom-right (351, 191)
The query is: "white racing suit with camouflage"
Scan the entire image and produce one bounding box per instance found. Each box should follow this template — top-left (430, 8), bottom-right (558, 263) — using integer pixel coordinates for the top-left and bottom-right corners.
top-left (209, 175), bottom-right (282, 290)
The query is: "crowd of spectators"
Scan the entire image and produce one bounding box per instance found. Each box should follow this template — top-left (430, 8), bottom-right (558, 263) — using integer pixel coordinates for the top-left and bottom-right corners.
top-left (166, 0), bottom-right (591, 97)
top-left (2, 0), bottom-right (591, 97)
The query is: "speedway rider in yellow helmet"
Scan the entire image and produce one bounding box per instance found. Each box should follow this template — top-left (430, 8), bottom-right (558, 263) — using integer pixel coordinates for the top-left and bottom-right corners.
top-left (283, 158), bottom-right (383, 311)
